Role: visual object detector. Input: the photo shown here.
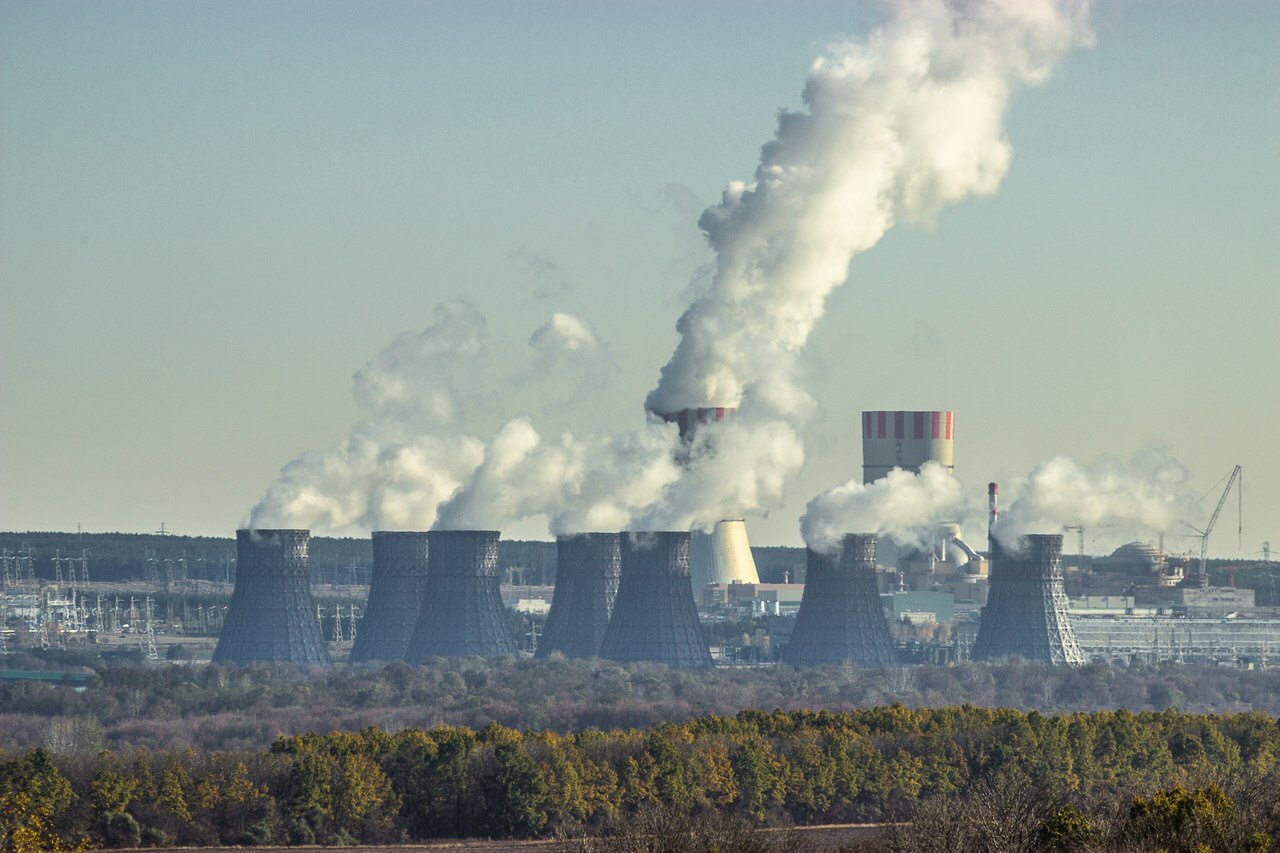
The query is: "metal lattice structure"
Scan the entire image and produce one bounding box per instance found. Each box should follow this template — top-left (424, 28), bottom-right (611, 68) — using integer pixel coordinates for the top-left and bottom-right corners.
top-left (970, 533), bottom-right (1084, 666)
top-left (405, 530), bottom-right (516, 661)
top-left (781, 533), bottom-right (896, 667)
top-left (212, 529), bottom-right (331, 667)
top-left (536, 533), bottom-right (621, 659)
top-left (350, 531), bottom-right (429, 663)
top-left (599, 532), bottom-right (712, 668)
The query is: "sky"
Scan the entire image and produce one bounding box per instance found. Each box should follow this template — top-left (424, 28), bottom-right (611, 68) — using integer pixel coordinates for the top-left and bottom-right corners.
top-left (2, 1), bottom-right (1277, 557)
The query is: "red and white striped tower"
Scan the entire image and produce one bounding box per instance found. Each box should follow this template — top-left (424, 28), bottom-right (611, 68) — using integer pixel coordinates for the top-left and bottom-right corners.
top-left (861, 410), bottom-right (955, 484)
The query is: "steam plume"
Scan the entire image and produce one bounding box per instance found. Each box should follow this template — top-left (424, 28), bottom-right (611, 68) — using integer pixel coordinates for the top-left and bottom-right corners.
top-left (801, 461), bottom-right (968, 553)
top-left (246, 302), bottom-right (488, 532)
top-left (994, 450), bottom-right (1195, 549)
top-left (646, 0), bottom-right (1092, 416)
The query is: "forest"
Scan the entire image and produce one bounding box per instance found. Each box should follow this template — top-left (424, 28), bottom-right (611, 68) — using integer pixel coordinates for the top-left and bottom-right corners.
top-left (4, 705), bottom-right (1279, 851)
top-left (6, 652), bottom-right (1280, 755)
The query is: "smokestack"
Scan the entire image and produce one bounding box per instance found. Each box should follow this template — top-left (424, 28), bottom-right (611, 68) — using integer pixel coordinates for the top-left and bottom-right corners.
top-left (598, 532), bottom-right (712, 668)
top-left (780, 533), bottom-right (896, 667)
top-left (405, 530), bottom-right (516, 661)
top-left (536, 533), bottom-right (621, 660)
top-left (349, 531), bottom-right (429, 663)
top-left (862, 410), bottom-right (955, 484)
top-left (969, 533), bottom-right (1084, 666)
top-left (988, 482), bottom-right (999, 538)
top-left (212, 529), bottom-right (331, 667)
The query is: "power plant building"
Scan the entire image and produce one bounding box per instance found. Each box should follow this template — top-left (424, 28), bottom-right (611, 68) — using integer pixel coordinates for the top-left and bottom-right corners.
top-left (781, 534), bottom-right (897, 667)
top-left (349, 531), bottom-right (429, 663)
top-left (536, 533), bottom-right (621, 659)
top-left (405, 530), bottom-right (516, 661)
top-left (599, 531), bottom-right (712, 667)
top-left (970, 533), bottom-right (1084, 666)
top-left (212, 529), bottom-right (331, 667)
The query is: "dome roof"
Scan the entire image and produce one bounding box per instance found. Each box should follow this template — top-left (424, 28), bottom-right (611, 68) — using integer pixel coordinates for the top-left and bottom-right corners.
top-left (1107, 541), bottom-right (1159, 567)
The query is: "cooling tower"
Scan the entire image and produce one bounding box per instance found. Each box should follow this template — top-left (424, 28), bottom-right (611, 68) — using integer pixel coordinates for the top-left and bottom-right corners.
top-left (781, 534), bottom-right (896, 667)
top-left (862, 410), bottom-right (955, 483)
top-left (598, 532), bottom-right (712, 668)
top-left (349, 531), bottom-right (429, 663)
top-left (536, 533), bottom-right (621, 659)
top-left (405, 530), bottom-right (516, 661)
top-left (212, 529), bottom-right (331, 667)
top-left (970, 533), bottom-right (1084, 666)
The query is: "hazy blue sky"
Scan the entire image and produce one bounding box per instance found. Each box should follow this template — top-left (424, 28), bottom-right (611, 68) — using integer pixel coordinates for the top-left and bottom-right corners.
top-left (2, 1), bottom-right (1276, 556)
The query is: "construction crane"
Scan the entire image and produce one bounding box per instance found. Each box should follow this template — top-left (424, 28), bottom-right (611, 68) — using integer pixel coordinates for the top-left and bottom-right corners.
top-left (1186, 465), bottom-right (1242, 579)
top-left (1062, 523), bottom-right (1119, 572)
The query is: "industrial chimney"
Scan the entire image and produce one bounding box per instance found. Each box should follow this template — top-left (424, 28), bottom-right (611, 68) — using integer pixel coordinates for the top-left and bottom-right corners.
top-left (349, 531), bottom-right (429, 663)
top-left (536, 532), bottom-right (621, 659)
top-left (598, 531), bottom-right (712, 667)
top-left (862, 410), bottom-right (955, 483)
top-left (970, 533), bottom-right (1084, 666)
top-left (212, 529), bottom-right (331, 667)
top-left (781, 533), bottom-right (896, 667)
top-left (405, 530), bottom-right (517, 661)
top-left (656, 407), bottom-right (761, 587)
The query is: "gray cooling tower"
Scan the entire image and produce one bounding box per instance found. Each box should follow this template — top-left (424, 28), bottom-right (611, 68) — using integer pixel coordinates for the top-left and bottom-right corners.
top-left (970, 533), bottom-right (1084, 666)
top-left (212, 529), bottom-right (331, 667)
top-left (349, 531), bottom-right (430, 663)
top-left (598, 531), bottom-right (712, 668)
top-left (536, 533), bottom-right (621, 659)
top-left (405, 530), bottom-right (516, 661)
top-left (781, 533), bottom-right (896, 667)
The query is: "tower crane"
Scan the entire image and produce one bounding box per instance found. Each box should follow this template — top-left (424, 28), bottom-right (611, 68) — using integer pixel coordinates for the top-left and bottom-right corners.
top-left (1186, 465), bottom-right (1242, 579)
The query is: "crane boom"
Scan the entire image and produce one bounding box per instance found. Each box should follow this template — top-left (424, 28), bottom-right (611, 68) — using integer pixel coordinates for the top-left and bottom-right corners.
top-left (1195, 465), bottom-right (1242, 577)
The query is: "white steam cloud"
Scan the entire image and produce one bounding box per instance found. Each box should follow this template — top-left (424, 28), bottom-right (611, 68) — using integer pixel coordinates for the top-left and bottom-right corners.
top-left (249, 1), bottom-right (1094, 538)
top-left (994, 450), bottom-right (1196, 550)
top-left (801, 462), bottom-right (969, 553)
top-left (246, 302), bottom-right (488, 532)
top-left (646, 0), bottom-right (1092, 415)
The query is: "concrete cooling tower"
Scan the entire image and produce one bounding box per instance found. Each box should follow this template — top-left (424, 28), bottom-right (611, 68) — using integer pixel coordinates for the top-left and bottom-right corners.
top-left (405, 530), bottom-right (516, 661)
top-left (535, 532), bottom-right (621, 659)
top-left (781, 533), bottom-right (896, 667)
top-left (970, 533), bottom-right (1084, 666)
top-left (862, 410), bottom-right (955, 483)
top-left (598, 531), bottom-right (712, 668)
top-left (657, 407), bottom-right (761, 588)
top-left (212, 529), bottom-right (331, 667)
top-left (349, 531), bottom-right (429, 663)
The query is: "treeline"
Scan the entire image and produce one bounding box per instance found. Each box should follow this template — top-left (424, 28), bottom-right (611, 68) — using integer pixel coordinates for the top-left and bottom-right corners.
top-left (9, 652), bottom-right (1280, 755)
top-left (5, 706), bottom-right (1280, 850)
top-left (0, 532), bottom-right (567, 585)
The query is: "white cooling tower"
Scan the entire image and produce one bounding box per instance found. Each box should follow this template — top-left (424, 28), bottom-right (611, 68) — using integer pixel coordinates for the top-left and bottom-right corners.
top-left (707, 519), bottom-right (761, 585)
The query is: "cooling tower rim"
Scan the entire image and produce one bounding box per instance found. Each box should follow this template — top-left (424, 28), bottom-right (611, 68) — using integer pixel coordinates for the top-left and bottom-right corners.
top-left (372, 529), bottom-right (430, 536)
top-left (427, 529), bottom-right (501, 537)
top-left (556, 531), bottom-right (622, 539)
top-left (237, 527), bottom-right (309, 535)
